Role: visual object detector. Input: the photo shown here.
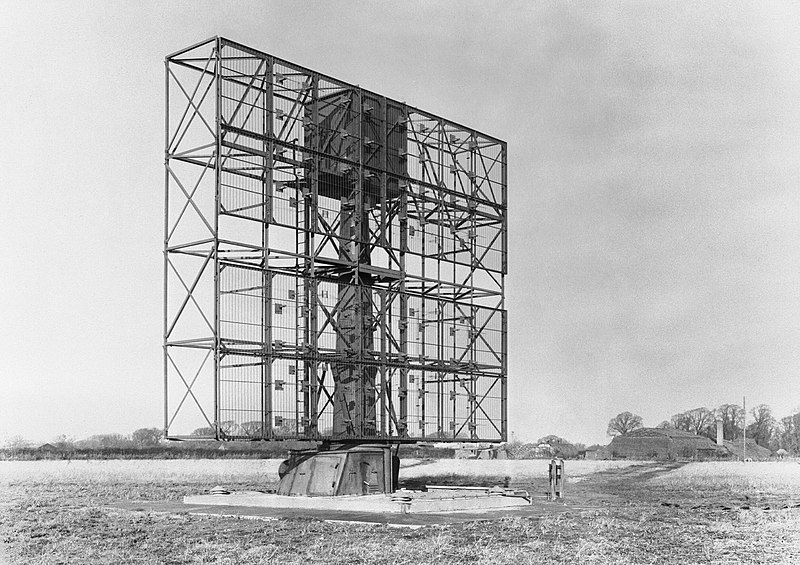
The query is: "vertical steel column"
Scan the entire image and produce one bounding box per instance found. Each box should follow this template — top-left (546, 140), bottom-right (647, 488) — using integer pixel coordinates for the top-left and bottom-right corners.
top-left (398, 106), bottom-right (409, 438)
top-left (263, 54), bottom-right (275, 439)
top-left (468, 136), bottom-right (478, 439)
top-left (356, 87), bottom-right (364, 437)
top-left (500, 143), bottom-right (508, 442)
top-left (305, 73), bottom-right (320, 436)
top-left (163, 58), bottom-right (170, 437)
top-left (419, 140), bottom-right (427, 437)
top-left (379, 288), bottom-right (387, 436)
top-left (437, 119), bottom-right (447, 438)
top-left (212, 38), bottom-right (222, 440)
top-left (378, 96), bottom-right (388, 436)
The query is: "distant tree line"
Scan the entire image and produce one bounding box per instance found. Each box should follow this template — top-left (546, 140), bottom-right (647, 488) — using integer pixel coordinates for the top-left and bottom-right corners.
top-left (506, 434), bottom-right (586, 459)
top-left (607, 404), bottom-right (800, 453)
top-left (0, 426), bottom-right (322, 461)
top-left (189, 419), bottom-right (299, 438)
top-left (2, 427), bottom-right (165, 452)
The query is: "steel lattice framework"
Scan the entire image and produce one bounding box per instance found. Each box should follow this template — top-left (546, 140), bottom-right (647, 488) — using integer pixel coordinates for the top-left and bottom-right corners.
top-left (164, 37), bottom-right (507, 443)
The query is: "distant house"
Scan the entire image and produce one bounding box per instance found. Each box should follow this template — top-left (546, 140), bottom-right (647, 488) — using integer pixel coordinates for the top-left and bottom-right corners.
top-left (606, 428), bottom-right (727, 460)
top-left (453, 443), bottom-right (510, 460)
top-left (37, 443), bottom-right (59, 453)
top-left (584, 445), bottom-right (612, 460)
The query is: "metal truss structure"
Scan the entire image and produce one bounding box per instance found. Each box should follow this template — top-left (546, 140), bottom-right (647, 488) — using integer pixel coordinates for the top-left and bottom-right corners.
top-left (164, 37), bottom-right (507, 443)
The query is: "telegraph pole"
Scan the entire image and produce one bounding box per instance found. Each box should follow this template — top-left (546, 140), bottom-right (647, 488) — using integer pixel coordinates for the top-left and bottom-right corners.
top-left (742, 396), bottom-right (746, 461)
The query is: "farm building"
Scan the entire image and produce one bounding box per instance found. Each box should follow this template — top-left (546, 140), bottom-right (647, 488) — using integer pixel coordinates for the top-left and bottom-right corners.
top-left (723, 438), bottom-right (771, 461)
top-left (606, 428), bottom-right (727, 460)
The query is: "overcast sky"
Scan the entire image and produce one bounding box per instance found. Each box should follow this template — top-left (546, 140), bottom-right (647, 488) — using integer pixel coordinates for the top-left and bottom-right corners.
top-left (1, 1), bottom-right (798, 446)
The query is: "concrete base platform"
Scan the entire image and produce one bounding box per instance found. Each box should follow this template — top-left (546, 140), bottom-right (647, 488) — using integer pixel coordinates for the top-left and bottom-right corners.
top-left (111, 497), bottom-right (593, 527)
top-left (184, 488), bottom-right (531, 514)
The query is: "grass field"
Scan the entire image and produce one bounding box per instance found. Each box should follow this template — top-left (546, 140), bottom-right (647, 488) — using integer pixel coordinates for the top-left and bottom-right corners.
top-left (2, 459), bottom-right (800, 564)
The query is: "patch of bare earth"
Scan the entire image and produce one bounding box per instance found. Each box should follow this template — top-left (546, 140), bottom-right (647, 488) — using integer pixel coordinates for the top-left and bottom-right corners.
top-left (1, 460), bottom-right (799, 564)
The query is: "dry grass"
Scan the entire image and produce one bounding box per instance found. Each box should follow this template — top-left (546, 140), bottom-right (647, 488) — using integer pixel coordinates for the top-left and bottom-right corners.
top-left (0, 459), bottom-right (282, 485)
top-left (0, 458), bottom-right (633, 486)
top-left (646, 461), bottom-right (800, 505)
top-left (2, 459), bottom-right (800, 564)
top-left (400, 458), bottom-right (639, 482)
top-left (652, 461), bottom-right (800, 490)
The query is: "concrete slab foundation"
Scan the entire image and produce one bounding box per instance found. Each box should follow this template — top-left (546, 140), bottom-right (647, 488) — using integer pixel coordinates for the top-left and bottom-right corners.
top-left (185, 487), bottom-right (531, 514)
top-left (111, 497), bottom-right (594, 527)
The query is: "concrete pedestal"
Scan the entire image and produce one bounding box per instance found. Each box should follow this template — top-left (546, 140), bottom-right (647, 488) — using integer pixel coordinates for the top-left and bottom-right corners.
top-left (277, 444), bottom-right (396, 496)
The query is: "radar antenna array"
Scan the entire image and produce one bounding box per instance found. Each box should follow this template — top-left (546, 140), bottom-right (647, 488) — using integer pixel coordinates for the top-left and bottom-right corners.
top-left (164, 37), bottom-right (507, 445)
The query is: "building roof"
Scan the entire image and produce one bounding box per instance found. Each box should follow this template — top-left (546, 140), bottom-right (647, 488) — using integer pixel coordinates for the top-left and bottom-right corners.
top-left (622, 427), bottom-right (709, 440)
top-left (723, 438), bottom-right (771, 460)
